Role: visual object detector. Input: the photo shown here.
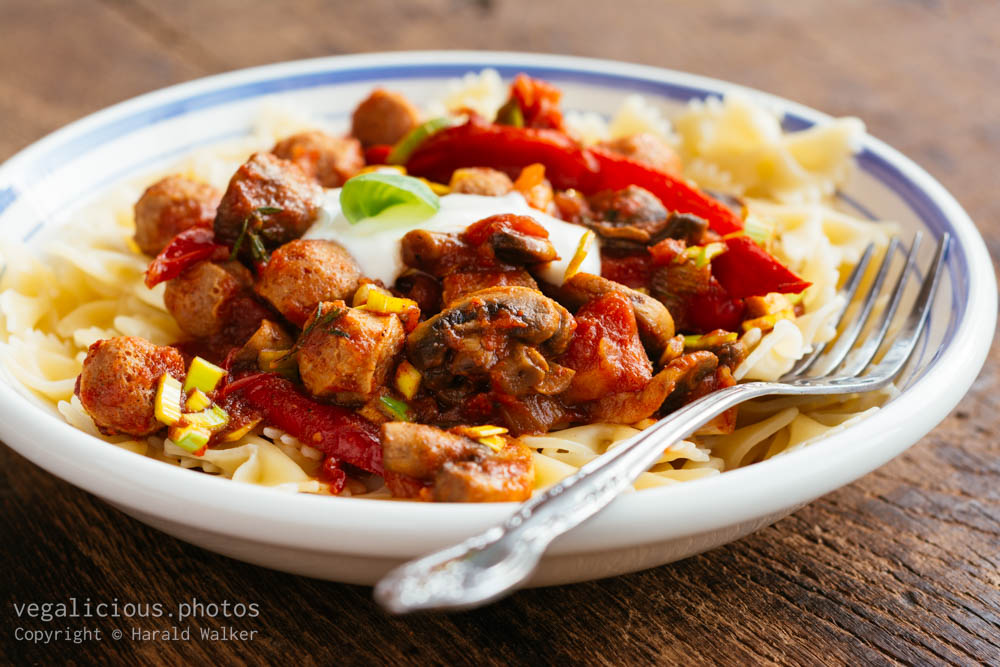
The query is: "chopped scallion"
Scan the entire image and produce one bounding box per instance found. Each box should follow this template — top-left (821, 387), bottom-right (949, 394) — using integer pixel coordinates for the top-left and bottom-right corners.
top-left (154, 374), bottom-right (183, 426)
top-left (387, 117), bottom-right (457, 165)
top-left (683, 331), bottom-right (738, 350)
top-left (169, 423), bottom-right (211, 454)
top-left (184, 356), bottom-right (227, 394)
top-left (379, 395), bottom-right (410, 421)
top-left (185, 389), bottom-right (212, 412)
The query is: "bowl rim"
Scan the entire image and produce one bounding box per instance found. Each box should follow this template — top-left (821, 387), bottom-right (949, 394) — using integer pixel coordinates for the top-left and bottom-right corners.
top-left (0, 50), bottom-right (995, 559)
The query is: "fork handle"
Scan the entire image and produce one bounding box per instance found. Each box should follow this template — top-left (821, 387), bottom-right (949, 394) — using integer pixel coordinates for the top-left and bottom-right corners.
top-left (374, 381), bottom-right (774, 613)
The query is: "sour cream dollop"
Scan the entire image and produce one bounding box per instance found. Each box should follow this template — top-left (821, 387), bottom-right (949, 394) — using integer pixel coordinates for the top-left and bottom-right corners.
top-left (303, 191), bottom-right (601, 287)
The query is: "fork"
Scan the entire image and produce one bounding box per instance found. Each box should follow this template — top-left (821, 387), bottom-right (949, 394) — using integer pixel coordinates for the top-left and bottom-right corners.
top-left (374, 232), bottom-right (949, 613)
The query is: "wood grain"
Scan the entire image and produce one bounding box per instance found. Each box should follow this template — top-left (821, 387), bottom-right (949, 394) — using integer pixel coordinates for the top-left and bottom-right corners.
top-left (2, 0), bottom-right (998, 664)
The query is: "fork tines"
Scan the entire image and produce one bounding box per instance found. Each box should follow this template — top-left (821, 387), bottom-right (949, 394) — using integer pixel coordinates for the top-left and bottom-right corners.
top-left (782, 232), bottom-right (950, 388)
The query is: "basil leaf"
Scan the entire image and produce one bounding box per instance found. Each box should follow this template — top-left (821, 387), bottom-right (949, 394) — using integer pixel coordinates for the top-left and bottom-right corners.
top-left (340, 172), bottom-right (440, 224)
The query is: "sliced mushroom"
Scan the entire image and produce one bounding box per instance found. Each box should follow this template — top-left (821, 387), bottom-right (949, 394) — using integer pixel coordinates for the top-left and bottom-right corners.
top-left (558, 273), bottom-right (675, 358)
top-left (486, 227), bottom-right (557, 265)
top-left (585, 185), bottom-right (669, 248)
top-left (587, 350), bottom-right (718, 423)
top-left (231, 319), bottom-right (293, 365)
top-left (408, 286), bottom-right (575, 366)
top-left (406, 286), bottom-right (576, 399)
top-left (400, 224), bottom-right (557, 278)
top-left (400, 229), bottom-right (470, 276)
top-left (659, 213), bottom-right (709, 245)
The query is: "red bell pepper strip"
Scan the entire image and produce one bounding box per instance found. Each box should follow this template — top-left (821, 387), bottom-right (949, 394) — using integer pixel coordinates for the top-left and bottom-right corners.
top-left (508, 73), bottom-right (565, 130)
top-left (711, 235), bottom-right (811, 298)
top-left (405, 119), bottom-right (743, 235)
top-left (364, 144), bottom-right (392, 165)
top-left (587, 148), bottom-right (744, 235)
top-left (144, 226), bottom-right (226, 288)
top-left (685, 290), bottom-right (747, 333)
top-left (406, 119), bottom-right (599, 191)
top-left (599, 251), bottom-right (652, 289)
top-left (224, 373), bottom-right (383, 475)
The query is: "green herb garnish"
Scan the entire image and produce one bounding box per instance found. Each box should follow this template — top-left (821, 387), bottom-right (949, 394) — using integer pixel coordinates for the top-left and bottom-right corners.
top-left (379, 395), bottom-right (410, 421)
top-left (495, 98), bottom-right (524, 128)
top-left (248, 231), bottom-right (269, 265)
top-left (230, 217), bottom-right (250, 260)
top-left (387, 117), bottom-right (458, 165)
top-left (231, 207), bottom-right (282, 261)
top-left (339, 173), bottom-right (439, 224)
top-left (271, 303), bottom-right (346, 367)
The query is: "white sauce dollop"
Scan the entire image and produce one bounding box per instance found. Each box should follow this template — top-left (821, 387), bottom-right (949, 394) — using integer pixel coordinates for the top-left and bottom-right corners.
top-left (303, 191), bottom-right (600, 287)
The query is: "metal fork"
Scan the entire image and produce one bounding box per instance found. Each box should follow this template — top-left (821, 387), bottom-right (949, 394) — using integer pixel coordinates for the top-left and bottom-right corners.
top-left (374, 232), bottom-right (949, 614)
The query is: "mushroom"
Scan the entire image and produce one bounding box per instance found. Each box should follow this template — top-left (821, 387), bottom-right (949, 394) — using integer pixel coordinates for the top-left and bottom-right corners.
top-left (484, 226), bottom-right (558, 265)
top-left (406, 286), bottom-right (576, 400)
top-left (588, 350), bottom-right (718, 423)
top-left (400, 229), bottom-right (469, 276)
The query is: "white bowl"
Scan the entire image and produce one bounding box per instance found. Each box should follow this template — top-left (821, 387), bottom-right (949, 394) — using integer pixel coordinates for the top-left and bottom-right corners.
top-left (0, 52), bottom-right (994, 586)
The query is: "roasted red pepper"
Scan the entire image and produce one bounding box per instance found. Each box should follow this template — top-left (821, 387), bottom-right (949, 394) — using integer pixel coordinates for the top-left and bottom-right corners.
top-left (507, 73), bottom-right (565, 130)
top-left (224, 373), bottom-right (383, 475)
top-left (587, 148), bottom-right (743, 235)
top-left (712, 235), bottom-right (811, 298)
top-left (685, 290), bottom-right (747, 333)
top-left (144, 226), bottom-right (226, 288)
top-left (600, 251), bottom-right (652, 289)
top-left (406, 118), bottom-right (599, 191)
top-left (405, 119), bottom-right (743, 235)
top-left (364, 144), bottom-right (392, 165)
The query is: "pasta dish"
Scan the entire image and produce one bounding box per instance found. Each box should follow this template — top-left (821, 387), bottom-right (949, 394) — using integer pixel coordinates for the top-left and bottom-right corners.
top-left (0, 71), bottom-right (894, 501)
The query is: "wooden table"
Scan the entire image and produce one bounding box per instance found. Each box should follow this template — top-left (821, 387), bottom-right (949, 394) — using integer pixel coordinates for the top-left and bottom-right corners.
top-left (3, 1), bottom-right (998, 663)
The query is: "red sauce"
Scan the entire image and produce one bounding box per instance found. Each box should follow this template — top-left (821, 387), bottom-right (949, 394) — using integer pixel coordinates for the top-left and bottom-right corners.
top-left (600, 251), bottom-right (652, 289)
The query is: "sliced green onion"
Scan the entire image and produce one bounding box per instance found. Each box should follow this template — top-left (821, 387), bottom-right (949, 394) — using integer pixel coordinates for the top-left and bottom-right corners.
top-left (154, 374), bottom-right (183, 426)
top-left (744, 215), bottom-right (774, 246)
top-left (185, 405), bottom-right (230, 432)
top-left (684, 331), bottom-right (738, 350)
top-left (340, 173), bottom-right (440, 224)
top-left (394, 361), bottom-right (422, 400)
top-left (258, 348), bottom-right (298, 379)
top-left (379, 395), bottom-right (411, 421)
top-left (184, 356), bottom-right (227, 393)
top-left (495, 98), bottom-right (524, 128)
top-left (387, 117), bottom-right (457, 165)
top-left (684, 241), bottom-right (728, 268)
top-left (169, 423), bottom-right (211, 453)
top-left (185, 389), bottom-right (212, 412)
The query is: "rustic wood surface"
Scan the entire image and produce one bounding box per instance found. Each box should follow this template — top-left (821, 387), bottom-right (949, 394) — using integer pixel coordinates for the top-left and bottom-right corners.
top-left (2, 1), bottom-right (998, 664)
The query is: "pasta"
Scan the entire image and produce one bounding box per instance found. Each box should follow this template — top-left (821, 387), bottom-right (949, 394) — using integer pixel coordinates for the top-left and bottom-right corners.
top-left (0, 71), bottom-right (896, 498)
